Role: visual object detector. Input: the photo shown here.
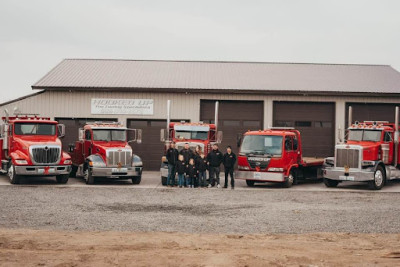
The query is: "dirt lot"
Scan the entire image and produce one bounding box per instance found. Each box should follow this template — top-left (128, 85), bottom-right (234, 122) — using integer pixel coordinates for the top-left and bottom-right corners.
top-left (0, 229), bottom-right (399, 266)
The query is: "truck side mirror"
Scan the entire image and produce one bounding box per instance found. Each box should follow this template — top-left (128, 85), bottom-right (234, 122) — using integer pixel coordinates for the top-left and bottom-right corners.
top-left (217, 131), bottom-right (223, 143)
top-left (236, 134), bottom-right (242, 147)
top-left (57, 124), bottom-right (65, 138)
top-left (136, 129), bottom-right (142, 144)
top-left (68, 143), bottom-right (75, 153)
top-left (78, 129), bottom-right (84, 141)
top-left (128, 129), bottom-right (142, 144)
top-left (160, 129), bottom-right (166, 142)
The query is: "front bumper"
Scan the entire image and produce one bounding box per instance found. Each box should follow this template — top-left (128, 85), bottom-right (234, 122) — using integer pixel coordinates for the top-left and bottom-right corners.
top-left (91, 166), bottom-right (142, 178)
top-left (323, 167), bottom-right (375, 182)
top-left (235, 170), bottom-right (285, 182)
top-left (15, 165), bottom-right (71, 176)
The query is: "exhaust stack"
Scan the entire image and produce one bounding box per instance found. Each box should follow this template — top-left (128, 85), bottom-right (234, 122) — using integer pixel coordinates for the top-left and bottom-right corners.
top-left (166, 100), bottom-right (171, 142)
top-left (348, 106), bottom-right (353, 128)
top-left (394, 106), bottom-right (399, 166)
top-left (3, 109), bottom-right (9, 150)
top-left (214, 101), bottom-right (219, 130)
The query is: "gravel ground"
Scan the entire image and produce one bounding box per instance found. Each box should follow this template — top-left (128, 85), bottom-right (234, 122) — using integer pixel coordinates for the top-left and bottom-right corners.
top-left (1, 186), bottom-right (400, 234)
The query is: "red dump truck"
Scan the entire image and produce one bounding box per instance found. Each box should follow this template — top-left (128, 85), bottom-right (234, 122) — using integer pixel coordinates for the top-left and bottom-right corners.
top-left (323, 106), bottom-right (400, 190)
top-left (68, 122), bottom-right (143, 184)
top-left (0, 112), bottom-right (72, 184)
top-left (236, 128), bottom-right (324, 187)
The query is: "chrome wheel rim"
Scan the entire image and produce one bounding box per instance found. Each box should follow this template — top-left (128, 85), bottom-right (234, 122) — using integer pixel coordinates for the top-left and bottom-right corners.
top-left (8, 165), bottom-right (14, 181)
top-left (374, 170), bottom-right (383, 187)
top-left (288, 174), bottom-right (294, 185)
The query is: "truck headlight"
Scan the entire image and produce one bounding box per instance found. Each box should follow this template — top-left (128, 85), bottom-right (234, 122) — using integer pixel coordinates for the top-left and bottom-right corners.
top-left (361, 160), bottom-right (374, 167)
top-left (132, 155), bottom-right (143, 167)
top-left (63, 159), bottom-right (72, 165)
top-left (268, 167), bottom-right (284, 172)
top-left (238, 165), bottom-right (250, 170)
top-left (15, 159), bottom-right (28, 165)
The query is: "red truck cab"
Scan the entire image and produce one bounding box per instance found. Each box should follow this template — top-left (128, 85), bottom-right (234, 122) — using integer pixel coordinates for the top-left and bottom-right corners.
top-left (68, 122), bottom-right (143, 184)
top-left (323, 119), bottom-right (400, 190)
top-left (236, 128), bottom-right (324, 187)
top-left (0, 114), bottom-right (71, 184)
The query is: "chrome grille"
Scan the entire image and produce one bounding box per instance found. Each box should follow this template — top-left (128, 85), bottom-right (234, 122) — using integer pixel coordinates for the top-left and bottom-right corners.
top-left (336, 148), bottom-right (360, 168)
top-left (31, 146), bottom-right (61, 164)
top-left (106, 150), bottom-right (132, 167)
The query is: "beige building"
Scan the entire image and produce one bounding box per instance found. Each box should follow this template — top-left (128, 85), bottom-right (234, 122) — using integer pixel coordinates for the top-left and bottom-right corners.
top-left (2, 59), bottom-right (400, 169)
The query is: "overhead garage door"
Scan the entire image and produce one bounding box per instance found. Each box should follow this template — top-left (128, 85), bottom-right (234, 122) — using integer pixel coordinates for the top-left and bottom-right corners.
top-left (345, 103), bottom-right (399, 127)
top-left (273, 101), bottom-right (335, 158)
top-left (200, 100), bottom-right (264, 154)
top-left (127, 119), bottom-right (186, 171)
top-left (56, 118), bottom-right (118, 151)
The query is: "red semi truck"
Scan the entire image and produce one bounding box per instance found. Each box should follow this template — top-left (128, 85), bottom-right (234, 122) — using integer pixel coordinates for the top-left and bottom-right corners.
top-left (160, 100), bottom-right (222, 185)
top-left (236, 128), bottom-right (324, 187)
top-left (0, 112), bottom-right (72, 184)
top-left (68, 122), bottom-right (143, 184)
top-left (323, 106), bottom-right (400, 190)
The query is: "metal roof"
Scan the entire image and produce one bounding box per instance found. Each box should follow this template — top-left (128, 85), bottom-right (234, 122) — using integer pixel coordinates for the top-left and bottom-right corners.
top-left (32, 59), bottom-right (400, 95)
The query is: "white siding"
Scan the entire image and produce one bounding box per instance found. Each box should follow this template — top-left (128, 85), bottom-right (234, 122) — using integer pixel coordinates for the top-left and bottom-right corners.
top-left (1, 90), bottom-right (400, 144)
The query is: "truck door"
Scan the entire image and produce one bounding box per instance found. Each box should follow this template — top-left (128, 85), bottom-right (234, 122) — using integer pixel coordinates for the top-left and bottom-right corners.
top-left (84, 130), bottom-right (92, 158)
top-left (284, 136), bottom-right (296, 166)
top-left (383, 131), bottom-right (394, 164)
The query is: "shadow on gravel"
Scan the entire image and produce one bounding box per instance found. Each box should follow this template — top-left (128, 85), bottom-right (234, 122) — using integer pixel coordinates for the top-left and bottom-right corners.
top-left (80, 203), bottom-right (260, 216)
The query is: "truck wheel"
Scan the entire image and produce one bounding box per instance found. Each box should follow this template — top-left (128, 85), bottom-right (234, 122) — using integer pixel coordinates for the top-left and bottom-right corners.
top-left (283, 171), bottom-right (295, 188)
top-left (8, 163), bottom-right (21, 185)
top-left (69, 165), bottom-right (78, 178)
top-left (85, 168), bottom-right (95, 185)
top-left (132, 176), bottom-right (142, 184)
top-left (56, 174), bottom-right (69, 184)
top-left (246, 180), bottom-right (255, 187)
top-left (369, 166), bottom-right (385, 190)
top-left (161, 176), bottom-right (167, 186)
top-left (323, 178), bottom-right (339, 188)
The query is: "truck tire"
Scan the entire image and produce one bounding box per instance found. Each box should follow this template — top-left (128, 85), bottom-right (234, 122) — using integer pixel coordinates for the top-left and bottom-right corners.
top-left (323, 178), bottom-right (339, 188)
top-left (8, 163), bottom-right (21, 185)
top-left (132, 176), bottom-right (142, 184)
top-left (369, 166), bottom-right (385, 190)
top-left (85, 168), bottom-right (95, 185)
top-left (283, 171), bottom-right (295, 188)
top-left (246, 180), bottom-right (255, 187)
top-left (69, 165), bottom-right (78, 178)
top-left (161, 176), bottom-right (167, 186)
top-left (56, 174), bottom-right (69, 184)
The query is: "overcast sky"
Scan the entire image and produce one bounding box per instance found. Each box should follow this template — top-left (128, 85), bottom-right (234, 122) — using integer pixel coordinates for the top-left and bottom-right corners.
top-left (1, 0), bottom-right (400, 103)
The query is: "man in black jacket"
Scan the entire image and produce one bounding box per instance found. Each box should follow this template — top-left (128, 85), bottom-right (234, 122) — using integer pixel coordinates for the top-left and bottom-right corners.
top-left (207, 144), bottom-right (223, 188)
top-left (166, 142), bottom-right (179, 186)
top-left (180, 143), bottom-right (194, 164)
top-left (223, 146), bottom-right (236, 189)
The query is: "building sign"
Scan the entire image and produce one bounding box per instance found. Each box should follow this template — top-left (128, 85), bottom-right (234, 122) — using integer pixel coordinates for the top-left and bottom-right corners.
top-left (91, 99), bottom-right (154, 115)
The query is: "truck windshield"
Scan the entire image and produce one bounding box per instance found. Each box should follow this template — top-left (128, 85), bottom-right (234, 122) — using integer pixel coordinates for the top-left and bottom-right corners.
top-left (92, 130), bottom-right (126, 141)
top-left (14, 123), bottom-right (56, 136)
top-left (240, 135), bottom-right (283, 156)
top-left (175, 131), bottom-right (208, 140)
top-left (348, 130), bottom-right (382, 142)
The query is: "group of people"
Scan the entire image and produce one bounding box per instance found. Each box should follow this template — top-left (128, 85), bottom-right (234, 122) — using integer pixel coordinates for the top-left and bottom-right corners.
top-left (165, 142), bottom-right (237, 189)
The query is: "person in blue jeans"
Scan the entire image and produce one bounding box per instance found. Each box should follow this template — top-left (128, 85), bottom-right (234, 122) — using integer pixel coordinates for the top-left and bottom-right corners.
top-left (175, 155), bottom-right (186, 188)
top-left (166, 142), bottom-right (179, 186)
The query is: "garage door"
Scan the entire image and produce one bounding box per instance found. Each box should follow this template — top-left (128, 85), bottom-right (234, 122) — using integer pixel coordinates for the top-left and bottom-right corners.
top-left (273, 102), bottom-right (335, 158)
top-left (345, 103), bottom-right (399, 127)
top-left (127, 119), bottom-right (186, 171)
top-left (56, 118), bottom-right (118, 151)
top-left (200, 100), bottom-right (264, 154)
